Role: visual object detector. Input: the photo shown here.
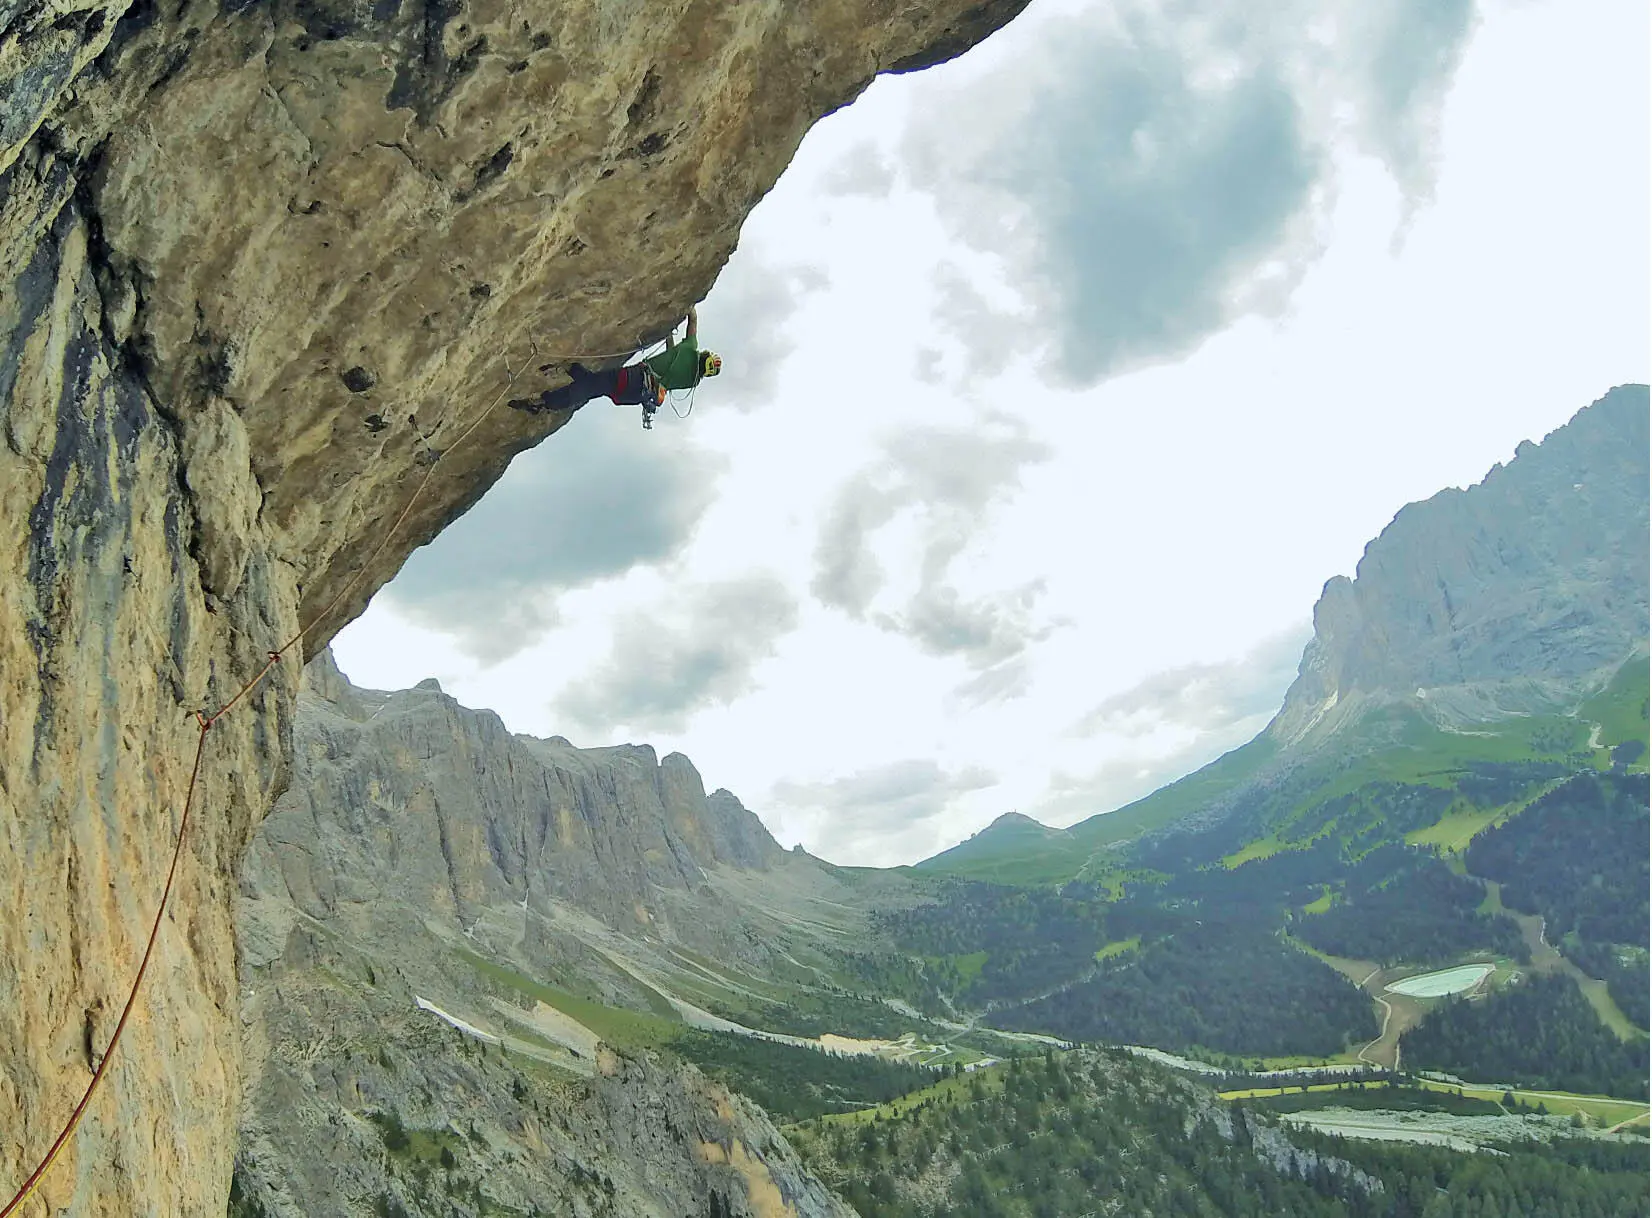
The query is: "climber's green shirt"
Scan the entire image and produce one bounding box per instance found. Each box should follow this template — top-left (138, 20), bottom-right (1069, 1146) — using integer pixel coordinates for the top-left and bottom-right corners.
top-left (646, 335), bottom-right (702, 390)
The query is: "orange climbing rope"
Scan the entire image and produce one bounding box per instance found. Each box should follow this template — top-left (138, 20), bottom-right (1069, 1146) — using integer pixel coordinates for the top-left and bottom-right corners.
top-left (0, 716), bottom-right (211, 1218)
top-left (1, 345), bottom-right (536, 1215)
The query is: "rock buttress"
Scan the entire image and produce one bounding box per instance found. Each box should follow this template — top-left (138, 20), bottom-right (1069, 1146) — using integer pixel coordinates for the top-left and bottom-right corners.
top-left (0, 0), bottom-right (1028, 1209)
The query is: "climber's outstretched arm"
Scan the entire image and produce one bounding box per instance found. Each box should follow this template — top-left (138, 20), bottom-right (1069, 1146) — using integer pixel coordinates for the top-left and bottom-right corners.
top-left (686, 305), bottom-right (698, 341)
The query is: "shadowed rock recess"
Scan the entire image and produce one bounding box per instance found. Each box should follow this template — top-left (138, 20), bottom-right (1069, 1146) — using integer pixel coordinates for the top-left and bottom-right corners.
top-left (0, 0), bottom-right (1028, 1209)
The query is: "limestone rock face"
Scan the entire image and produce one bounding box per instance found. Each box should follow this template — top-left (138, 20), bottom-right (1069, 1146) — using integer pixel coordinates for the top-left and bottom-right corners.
top-left (0, 0), bottom-right (1028, 1206)
top-left (239, 656), bottom-right (918, 1001)
top-left (1270, 385), bottom-right (1650, 744)
top-left (231, 655), bottom-right (897, 1214)
top-left (235, 960), bottom-right (855, 1218)
top-left (703, 787), bottom-right (787, 873)
top-left (244, 655), bottom-right (790, 948)
top-left (0, 166), bottom-right (300, 1214)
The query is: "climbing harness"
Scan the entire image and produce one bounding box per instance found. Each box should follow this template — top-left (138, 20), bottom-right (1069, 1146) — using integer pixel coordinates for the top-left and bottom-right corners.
top-left (0, 343), bottom-right (539, 1217)
top-left (636, 365), bottom-right (667, 430)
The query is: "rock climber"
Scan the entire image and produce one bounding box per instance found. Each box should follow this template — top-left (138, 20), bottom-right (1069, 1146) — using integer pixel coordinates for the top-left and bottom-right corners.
top-left (510, 306), bottom-right (722, 427)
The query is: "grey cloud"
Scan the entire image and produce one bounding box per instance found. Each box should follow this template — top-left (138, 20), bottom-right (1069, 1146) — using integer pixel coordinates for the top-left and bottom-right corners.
top-left (821, 141), bottom-right (897, 198)
top-left (772, 760), bottom-right (997, 864)
top-left (910, 26), bottom-right (1320, 387)
top-left (811, 419), bottom-right (1056, 668)
top-left (554, 576), bottom-right (799, 735)
top-left (698, 244), bottom-right (829, 411)
top-left (905, 0), bottom-right (1481, 387)
top-left (1351, 0), bottom-right (1479, 201)
top-left (928, 265), bottom-right (1033, 383)
top-left (385, 411), bottom-right (724, 662)
top-left (899, 592), bottom-right (1013, 660)
top-left (810, 471), bottom-right (902, 617)
top-left (949, 656), bottom-right (1033, 709)
top-left (1071, 626), bottom-right (1310, 739)
top-left (896, 579), bottom-right (1055, 669)
top-left (775, 760), bottom-right (997, 822)
top-left (881, 418), bottom-right (1049, 511)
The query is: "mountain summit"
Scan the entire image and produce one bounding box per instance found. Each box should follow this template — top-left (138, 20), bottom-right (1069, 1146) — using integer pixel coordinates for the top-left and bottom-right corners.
top-left (920, 385), bottom-right (1651, 881)
top-left (1271, 384), bottom-right (1649, 745)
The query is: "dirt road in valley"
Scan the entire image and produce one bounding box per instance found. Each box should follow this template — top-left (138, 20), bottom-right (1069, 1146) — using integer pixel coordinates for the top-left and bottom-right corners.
top-left (1356, 968), bottom-right (1400, 1070)
top-left (1311, 950), bottom-right (1424, 1070)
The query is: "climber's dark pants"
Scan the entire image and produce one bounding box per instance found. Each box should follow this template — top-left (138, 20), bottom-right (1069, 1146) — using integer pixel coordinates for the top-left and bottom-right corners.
top-left (514, 364), bottom-right (657, 414)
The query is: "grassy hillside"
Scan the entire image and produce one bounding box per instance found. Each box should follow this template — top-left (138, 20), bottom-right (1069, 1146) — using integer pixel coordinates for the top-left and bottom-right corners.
top-left (1578, 650), bottom-right (1650, 762)
top-left (916, 735), bottom-right (1277, 885)
top-left (914, 814), bottom-right (1080, 885)
top-left (917, 652), bottom-right (1649, 890)
top-left (890, 711), bottom-right (1648, 1071)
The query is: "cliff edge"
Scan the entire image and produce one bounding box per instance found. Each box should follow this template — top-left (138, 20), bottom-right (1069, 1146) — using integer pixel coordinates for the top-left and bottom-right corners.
top-left (1270, 385), bottom-right (1649, 745)
top-left (0, 0), bottom-right (1027, 1208)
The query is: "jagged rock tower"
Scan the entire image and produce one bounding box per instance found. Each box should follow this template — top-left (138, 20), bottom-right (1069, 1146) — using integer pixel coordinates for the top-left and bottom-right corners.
top-left (0, 0), bottom-right (1028, 1209)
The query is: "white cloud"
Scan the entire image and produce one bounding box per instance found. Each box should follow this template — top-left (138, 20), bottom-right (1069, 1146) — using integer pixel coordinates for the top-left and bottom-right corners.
top-left (1037, 627), bottom-right (1311, 825)
top-left (1070, 626), bottom-right (1310, 739)
top-left (812, 416), bottom-right (1058, 669)
top-left (904, 0), bottom-right (1482, 387)
top-left (771, 760), bottom-right (998, 865)
top-left (821, 141), bottom-right (898, 198)
top-left (697, 243), bottom-right (830, 412)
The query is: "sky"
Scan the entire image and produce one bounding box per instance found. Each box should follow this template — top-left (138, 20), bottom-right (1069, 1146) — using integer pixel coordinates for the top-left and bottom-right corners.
top-left (334, 0), bottom-right (1651, 867)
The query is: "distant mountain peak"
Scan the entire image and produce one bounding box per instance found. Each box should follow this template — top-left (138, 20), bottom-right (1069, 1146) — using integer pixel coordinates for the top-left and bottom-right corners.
top-left (913, 809), bottom-right (1072, 876)
top-left (916, 385), bottom-right (1650, 880)
top-left (1270, 384), bottom-right (1649, 746)
top-left (984, 811), bottom-right (1061, 836)
top-left (256, 657), bottom-right (790, 949)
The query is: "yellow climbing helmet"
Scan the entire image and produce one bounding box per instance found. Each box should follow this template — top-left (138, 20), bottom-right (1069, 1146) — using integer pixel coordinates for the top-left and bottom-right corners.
top-left (701, 351), bottom-right (722, 378)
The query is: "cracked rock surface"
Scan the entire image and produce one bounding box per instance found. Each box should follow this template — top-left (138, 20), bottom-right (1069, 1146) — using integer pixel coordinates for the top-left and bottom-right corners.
top-left (0, 0), bottom-right (1028, 1208)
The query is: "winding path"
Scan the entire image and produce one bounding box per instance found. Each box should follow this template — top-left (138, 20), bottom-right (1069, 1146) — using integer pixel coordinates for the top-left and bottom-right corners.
top-left (1603, 1111), bottom-right (1651, 1135)
top-left (1354, 967), bottom-right (1400, 1070)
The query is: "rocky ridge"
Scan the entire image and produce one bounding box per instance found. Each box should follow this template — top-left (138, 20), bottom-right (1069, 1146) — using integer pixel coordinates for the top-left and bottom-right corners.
top-left (914, 386), bottom-right (1652, 876)
top-left (232, 651), bottom-right (919, 1214)
top-left (238, 649), bottom-right (881, 983)
top-left (1270, 384), bottom-right (1650, 745)
top-left (0, 0), bottom-right (1029, 1208)
top-left (235, 946), bottom-right (856, 1218)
